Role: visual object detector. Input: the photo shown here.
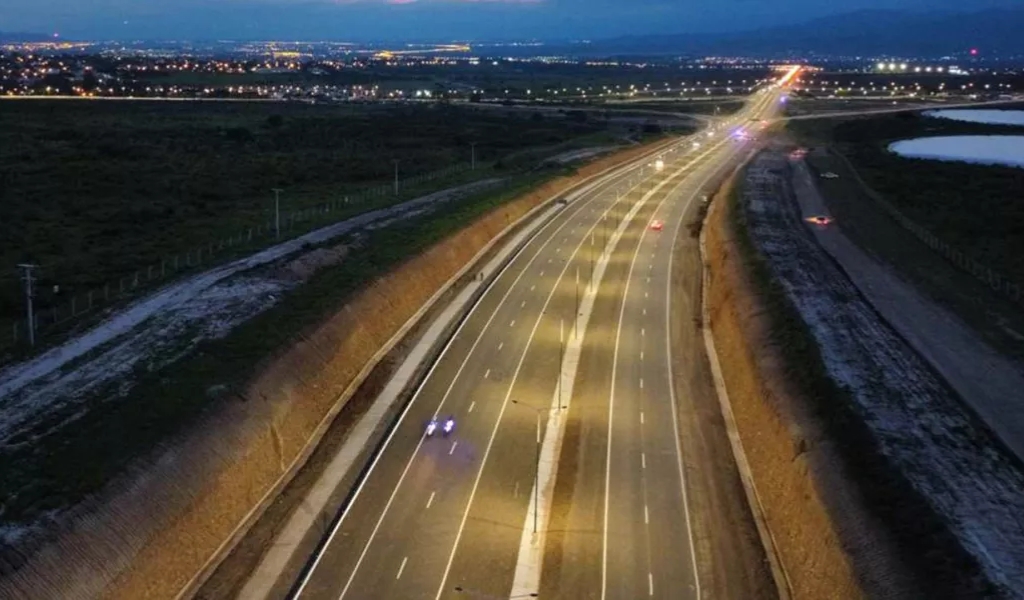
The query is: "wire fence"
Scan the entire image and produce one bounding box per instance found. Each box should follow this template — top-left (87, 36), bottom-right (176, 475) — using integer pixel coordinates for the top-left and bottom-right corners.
top-left (3, 161), bottom-right (478, 356)
top-left (829, 150), bottom-right (1023, 307)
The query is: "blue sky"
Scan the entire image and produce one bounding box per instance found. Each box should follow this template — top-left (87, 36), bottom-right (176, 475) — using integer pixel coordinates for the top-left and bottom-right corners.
top-left (1, 0), bottom-right (1020, 41)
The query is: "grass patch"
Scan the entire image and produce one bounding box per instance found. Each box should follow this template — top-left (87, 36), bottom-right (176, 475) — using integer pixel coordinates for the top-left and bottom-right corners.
top-left (0, 169), bottom-right (557, 535)
top-left (0, 100), bottom-right (608, 344)
top-left (727, 176), bottom-right (995, 597)
top-left (786, 112), bottom-right (1024, 289)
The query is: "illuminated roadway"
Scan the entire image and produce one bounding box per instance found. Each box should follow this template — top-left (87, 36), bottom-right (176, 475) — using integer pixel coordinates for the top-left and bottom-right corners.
top-left (291, 79), bottom-right (788, 600)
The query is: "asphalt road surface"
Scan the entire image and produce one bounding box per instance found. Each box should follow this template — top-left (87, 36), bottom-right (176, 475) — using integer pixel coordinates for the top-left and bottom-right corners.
top-left (293, 87), bottom-right (785, 600)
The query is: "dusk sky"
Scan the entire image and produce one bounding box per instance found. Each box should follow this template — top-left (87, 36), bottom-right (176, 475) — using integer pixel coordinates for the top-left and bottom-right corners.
top-left (2, 0), bottom-right (1020, 41)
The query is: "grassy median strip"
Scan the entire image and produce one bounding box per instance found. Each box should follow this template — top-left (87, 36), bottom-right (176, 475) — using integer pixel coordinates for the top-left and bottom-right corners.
top-left (726, 177), bottom-right (994, 597)
top-left (0, 168), bottom-right (559, 534)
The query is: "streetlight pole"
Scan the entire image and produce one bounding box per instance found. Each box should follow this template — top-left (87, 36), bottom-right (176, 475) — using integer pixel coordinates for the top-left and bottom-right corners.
top-left (558, 318), bottom-right (564, 411)
top-left (574, 266), bottom-right (579, 339)
top-left (534, 409), bottom-right (540, 534)
top-left (512, 400), bottom-right (543, 535)
top-left (590, 230), bottom-right (594, 287)
top-left (393, 159), bottom-right (400, 195)
top-left (18, 263), bottom-right (37, 347)
top-left (272, 188), bottom-right (283, 239)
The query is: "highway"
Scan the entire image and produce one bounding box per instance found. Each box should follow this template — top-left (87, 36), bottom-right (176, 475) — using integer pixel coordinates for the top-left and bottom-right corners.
top-left (291, 79), bottom-right (787, 600)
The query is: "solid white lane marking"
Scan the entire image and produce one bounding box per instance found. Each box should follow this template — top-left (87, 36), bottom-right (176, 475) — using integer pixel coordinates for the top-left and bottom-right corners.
top-left (437, 158), bottom-right (652, 599)
top-left (449, 442), bottom-right (458, 455)
top-left (397, 557), bottom-right (408, 580)
top-left (426, 492), bottom-right (435, 510)
top-left (601, 137), bottom-right (732, 600)
top-left (304, 133), bottom-right (679, 600)
top-left (484, 369), bottom-right (490, 379)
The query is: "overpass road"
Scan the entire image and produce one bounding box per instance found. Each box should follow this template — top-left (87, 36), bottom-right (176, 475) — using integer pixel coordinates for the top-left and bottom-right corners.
top-left (291, 82), bottom-right (787, 600)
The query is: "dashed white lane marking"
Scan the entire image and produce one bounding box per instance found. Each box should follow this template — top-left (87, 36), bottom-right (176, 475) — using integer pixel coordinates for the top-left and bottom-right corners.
top-left (397, 557), bottom-right (408, 580)
top-left (645, 292), bottom-right (649, 298)
top-left (531, 285), bottom-right (536, 291)
top-left (640, 378), bottom-right (644, 389)
top-left (643, 308), bottom-right (646, 316)
top-left (484, 369), bottom-right (491, 379)
top-left (510, 320), bottom-right (516, 328)
top-left (640, 412), bottom-right (645, 425)
top-left (641, 328), bottom-right (645, 337)
top-left (646, 277), bottom-right (650, 283)
top-left (514, 481), bottom-right (520, 498)
top-left (426, 492), bottom-right (436, 509)
top-left (642, 453), bottom-right (646, 469)
top-left (540, 270), bottom-right (545, 277)
top-left (641, 351), bottom-right (644, 361)
top-left (469, 401), bottom-right (476, 413)
top-left (649, 573), bottom-right (654, 596)
top-left (498, 342), bottom-right (504, 351)
top-left (548, 258), bottom-right (553, 263)
top-left (645, 505), bottom-right (649, 525)
top-left (521, 300), bottom-right (526, 308)
top-left (449, 442), bottom-right (458, 455)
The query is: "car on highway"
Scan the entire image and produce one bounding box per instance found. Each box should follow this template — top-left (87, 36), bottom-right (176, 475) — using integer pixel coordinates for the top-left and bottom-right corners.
top-left (650, 220), bottom-right (664, 231)
top-left (805, 215), bottom-right (833, 226)
top-left (821, 172), bottom-right (840, 179)
top-left (425, 416), bottom-right (456, 437)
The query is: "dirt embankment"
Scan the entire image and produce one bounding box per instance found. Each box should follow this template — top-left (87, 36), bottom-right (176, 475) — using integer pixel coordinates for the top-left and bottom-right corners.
top-left (93, 142), bottom-right (669, 599)
top-left (703, 172), bottom-right (914, 599)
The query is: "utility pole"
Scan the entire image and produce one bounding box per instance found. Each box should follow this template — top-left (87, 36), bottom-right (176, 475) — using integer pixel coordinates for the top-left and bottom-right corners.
top-left (18, 263), bottom-right (37, 347)
top-left (272, 188), bottom-right (283, 239)
top-left (393, 159), bottom-right (400, 195)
